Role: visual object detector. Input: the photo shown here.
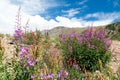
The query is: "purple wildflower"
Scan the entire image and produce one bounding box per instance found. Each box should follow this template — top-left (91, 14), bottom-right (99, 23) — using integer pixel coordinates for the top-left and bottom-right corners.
top-left (27, 58), bottom-right (38, 66)
top-left (27, 60), bottom-right (35, 66)
top-left (24, 70), bottom-right (28, 73)
top-left (26, 56), bottom-right (31, 60)
top-left (82, 35), bottom-right (88, 42)
top-left (85, 27), bottom-right (93, 38)
top-left (104, 38), bottom-right (112, 47)
top-left (73, 64), bottom-right (78, 69)
top-left (97, 32), bottom-right (104, 39)
top-left (35, 58), bottom-right (39, 62)
top-left (68, 45), bottom-right (72, 53)
top-left (69, 31), bottom-right (77, 38)
top-left (87, 43), bottom-right (94, 49)
top-left (47, 73), bottom-right (53, 79)
top-left (58, 71), bottom-right (63, 78)
top-left (31, 74), bottom-right (34, 79)
top-left (19, 46), bottom-right (29, 58)
top-left (61, 33), bottom-right (66, 43)
top-left (43, 74), bottom-right (47, 80)
top-left (14, 27), bottom-right (22, 43)
top-left (65, 71), bottom-right (69, 77)
top-left (58, 70), bottom-right (69, 79)
top-left (112, 53), bottom-right (116, 57)
top-left (51, 49), bottom-right (59, 55)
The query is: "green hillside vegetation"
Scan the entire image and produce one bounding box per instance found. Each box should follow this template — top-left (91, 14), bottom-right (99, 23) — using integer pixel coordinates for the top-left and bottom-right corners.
top-left (105, 22), bottom-right (120, 40)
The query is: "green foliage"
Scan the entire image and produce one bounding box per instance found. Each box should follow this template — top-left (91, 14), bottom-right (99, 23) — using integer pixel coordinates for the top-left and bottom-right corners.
top-left (110, 31), bottom-right (120, 40)
top-left (106, 24), bottom-right (115, 31)
top-left (14, 62), bottom-right (31, 80)
top-left (60, 28), bottom-right (112, 72)
top-left (105, 22), bottom-right (120, 41)
top-left (117, 67), bottom-right (120, 79)
top-left (67, 67), bottom-right (83, 79)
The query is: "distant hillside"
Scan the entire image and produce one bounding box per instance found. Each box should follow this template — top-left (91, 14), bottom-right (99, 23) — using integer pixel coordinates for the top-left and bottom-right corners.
top-left (41, 21), bottom-right (120, 40)
top-left (105, 21), bottom-right (120, 40)
top-left (42, 26), bottom-right (86, 38)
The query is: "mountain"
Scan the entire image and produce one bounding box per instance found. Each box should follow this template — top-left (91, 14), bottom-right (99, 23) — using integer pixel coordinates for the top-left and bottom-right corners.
top-left (42, 26), bottom-right (86, 38)
top-left (41, 21), bottom-right (120, 40)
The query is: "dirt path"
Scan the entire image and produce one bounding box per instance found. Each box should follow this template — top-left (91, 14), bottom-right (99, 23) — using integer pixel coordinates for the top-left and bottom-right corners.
top-left (110, 40), bottom-right (120, 73)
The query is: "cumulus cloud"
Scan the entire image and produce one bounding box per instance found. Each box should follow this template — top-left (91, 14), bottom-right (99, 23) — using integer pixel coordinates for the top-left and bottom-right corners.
top-left (0, 0), bottom-right (120, 35)
top-left (0, 0), bottom-right (82, 34)
top-left (10, 0), bottom-right (60, 15)
top-left (85, 12), bottom-right (120, 20)
top-left (84, 12), bottom-right (120, 26)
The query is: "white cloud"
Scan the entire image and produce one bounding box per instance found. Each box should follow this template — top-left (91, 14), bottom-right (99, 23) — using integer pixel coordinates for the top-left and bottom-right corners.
top-left (78, 0), bottom-right (88, 5)
top-left (62, 8), bottom-right (81, 18)
top-left (0, 0), bottom-right (83, 34)
top-left (0, 0), bottom-right (18, 34)
top-left (10, 0), bottom-right (60, 15)
top-left (83, 19), bottom-right (114, 27)
top-left (85, 12), bottom-right (120, 20)
top-left (84, 12), bottom-right (120, 26)
top-left (0, 0), bottom-right (120, 35)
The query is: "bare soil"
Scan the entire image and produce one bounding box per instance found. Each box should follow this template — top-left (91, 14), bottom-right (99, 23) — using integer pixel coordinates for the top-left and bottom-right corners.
top-left (110, 40), bottom-right (120, 73)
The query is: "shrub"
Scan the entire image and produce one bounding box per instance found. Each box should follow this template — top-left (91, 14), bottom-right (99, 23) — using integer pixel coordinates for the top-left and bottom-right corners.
top-left (60, 27), bottom-right (112, 72)
top-left (106, 24), bottom-right (115, 31)
top-left (105, 22), bottom-right (120, 41)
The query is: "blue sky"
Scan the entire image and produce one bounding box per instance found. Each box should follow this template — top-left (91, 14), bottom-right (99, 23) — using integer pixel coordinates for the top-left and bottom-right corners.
top-left (44, 0), bottom-right (120, 20)
top-left (0, 0), bottom-right (120, 34)
top-left (10, 0), bottom-right (120, 20)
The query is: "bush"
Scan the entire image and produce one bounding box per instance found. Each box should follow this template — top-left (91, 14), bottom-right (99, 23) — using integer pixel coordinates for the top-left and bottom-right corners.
top-left (60, 27), bottom-right (112, 72)
top-left (105, 22), bottom-right (120, 41)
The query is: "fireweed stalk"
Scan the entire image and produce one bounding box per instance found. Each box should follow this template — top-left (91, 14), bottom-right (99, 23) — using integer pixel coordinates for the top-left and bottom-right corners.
top-left (14, 27), bottom-right (23, 45)
top-left (13, 26), bottom-right (39, 79)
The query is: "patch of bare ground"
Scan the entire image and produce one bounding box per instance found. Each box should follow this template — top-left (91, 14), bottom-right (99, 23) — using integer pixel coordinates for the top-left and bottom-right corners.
top-left (110, 40), bottom-right (120, 73)
top-left (0, 37), bottom-right (15, 64)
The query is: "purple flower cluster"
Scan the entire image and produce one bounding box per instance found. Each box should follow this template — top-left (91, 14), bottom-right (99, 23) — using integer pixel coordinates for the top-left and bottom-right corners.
top-left (61, 33), bottom-right (66, 43)
top-left (42, 73), bottom-right (54, 80)
top-left (42, 71), bottom-right (69, 80)
top-left (27, 58), bottom-right (38, 66)
top-left (19, 46), bottom-right (30, 58)
top-left (31, 74), bottom-right (35, 79)
top-left (51, 49), bottom-right (59, 55)
top-left (73, 64), bottom-right (79, 69)
top-left (69, 31), bottom-right (77, 38)
top-left (58, 70), bottom-right (69, 79)
top-left (85, 27), bottom-right (93, 38)
top-left (14, 27), bottom-right (22, 43)
top-left (76, 27), bottom-right (111, 50)
top-left (19, 46), bottom-right (38, 66)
